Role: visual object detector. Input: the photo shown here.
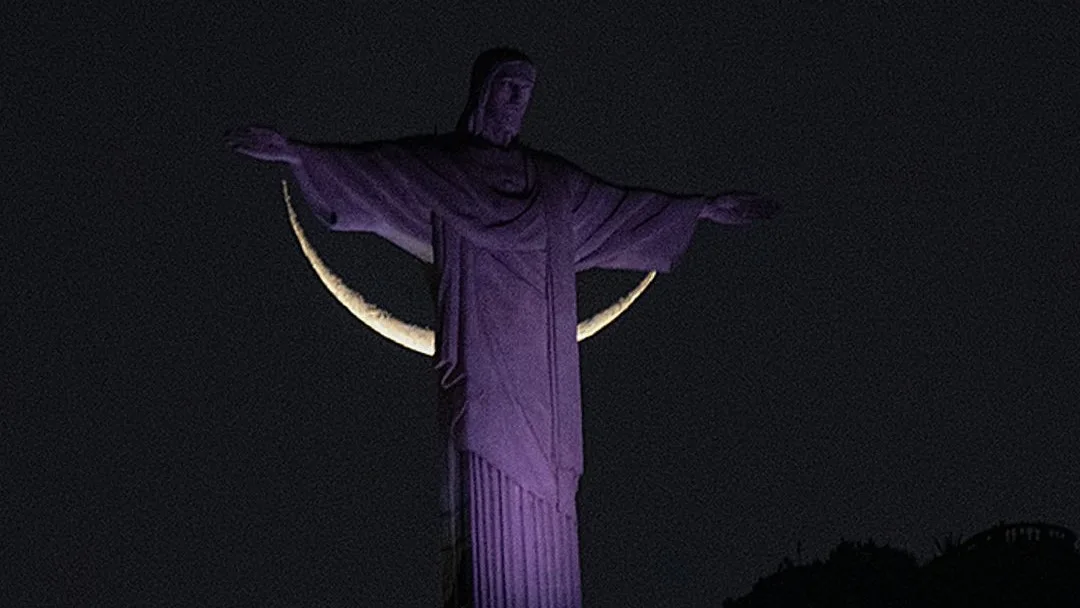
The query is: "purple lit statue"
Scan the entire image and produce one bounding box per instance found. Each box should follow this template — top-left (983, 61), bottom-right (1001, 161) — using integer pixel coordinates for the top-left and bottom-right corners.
top-left (228, 48), bottom-right (777, 608)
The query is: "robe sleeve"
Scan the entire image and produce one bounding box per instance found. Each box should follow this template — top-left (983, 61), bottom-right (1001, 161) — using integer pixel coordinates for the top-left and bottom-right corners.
top-left (288, 139), bottom-right (439, 263)
top-left (572, 172), bottom-right (709, 273)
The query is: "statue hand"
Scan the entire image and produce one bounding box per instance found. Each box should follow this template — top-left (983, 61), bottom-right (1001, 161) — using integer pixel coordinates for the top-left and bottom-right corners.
top-left (702, 192), bottom-right (781, 225)
top-left (226, 126), bottom-right (299, 165)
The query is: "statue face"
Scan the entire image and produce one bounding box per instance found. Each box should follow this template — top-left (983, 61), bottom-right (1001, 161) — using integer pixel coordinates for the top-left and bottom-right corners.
top-left (481, 74), bottom-right (534, 143)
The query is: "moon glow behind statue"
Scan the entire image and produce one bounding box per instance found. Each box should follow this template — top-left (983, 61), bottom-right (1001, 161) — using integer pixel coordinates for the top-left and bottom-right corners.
top-left (283, 180), bottom-right (656, 356)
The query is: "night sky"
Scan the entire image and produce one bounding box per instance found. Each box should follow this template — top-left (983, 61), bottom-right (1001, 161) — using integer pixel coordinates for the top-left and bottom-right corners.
top-left (6, 2), bottom-right (1080, 605)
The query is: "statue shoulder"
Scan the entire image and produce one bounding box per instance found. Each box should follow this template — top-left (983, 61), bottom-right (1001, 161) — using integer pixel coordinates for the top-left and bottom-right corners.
top-left (360, 133), bottom-right (464, 166)
top-left (524, 146), bottom-right (585, 178)
top-left (393, 133), bottom-right (455, 151)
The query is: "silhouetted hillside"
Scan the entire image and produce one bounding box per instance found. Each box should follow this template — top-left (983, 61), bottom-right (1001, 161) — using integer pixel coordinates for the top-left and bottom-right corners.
top-left (723, 522), bottom-right (1080, 608)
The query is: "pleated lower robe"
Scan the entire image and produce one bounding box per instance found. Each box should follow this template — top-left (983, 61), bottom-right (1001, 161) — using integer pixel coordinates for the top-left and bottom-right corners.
top-left (442, 450), bottom-right (581, 607)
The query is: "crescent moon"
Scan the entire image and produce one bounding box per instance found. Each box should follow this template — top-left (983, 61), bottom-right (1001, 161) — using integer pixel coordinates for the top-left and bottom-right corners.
top-left (283, 180), bottom-right (656, 356)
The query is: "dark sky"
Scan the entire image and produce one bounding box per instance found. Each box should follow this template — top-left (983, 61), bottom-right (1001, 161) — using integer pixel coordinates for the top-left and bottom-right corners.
top-left (5, 2), bottom-right (1079, 605)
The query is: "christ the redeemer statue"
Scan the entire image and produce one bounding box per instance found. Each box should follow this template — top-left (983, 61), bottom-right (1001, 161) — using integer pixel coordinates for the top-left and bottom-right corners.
top-left (228, 48), bottom-right (777, 608)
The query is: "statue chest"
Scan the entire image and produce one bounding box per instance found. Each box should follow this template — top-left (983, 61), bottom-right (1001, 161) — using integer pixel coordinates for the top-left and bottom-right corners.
top-left (463, 147), bottom-right (535, 197)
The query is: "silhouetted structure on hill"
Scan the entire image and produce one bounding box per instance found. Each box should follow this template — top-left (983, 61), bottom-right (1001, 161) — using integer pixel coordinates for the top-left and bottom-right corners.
top-left (723, 522), bottom-right (1080, 608)
top-left (957, 522), bottom-right (1077, 554)
top-left (922, 522), bottom-right (1080, 608)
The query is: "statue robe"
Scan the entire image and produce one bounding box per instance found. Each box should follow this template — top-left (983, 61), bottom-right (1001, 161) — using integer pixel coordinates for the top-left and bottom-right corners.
top-left (289, 134), bottom-right (707, 607)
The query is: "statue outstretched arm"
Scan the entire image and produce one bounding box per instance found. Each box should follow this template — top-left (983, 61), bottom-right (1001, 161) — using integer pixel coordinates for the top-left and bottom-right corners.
top-left (570, 166), bottom-right (780, 272)
top-left (226, 126), bottom-right (299, 165)
top-left (227, 125), bottom-right (436, 262)
top-left (570, 168), bottom-right (708, 273)
top-left (570, 159), bottom-right (781, 271)
top-left (699, 191), bottom-right (781, 225)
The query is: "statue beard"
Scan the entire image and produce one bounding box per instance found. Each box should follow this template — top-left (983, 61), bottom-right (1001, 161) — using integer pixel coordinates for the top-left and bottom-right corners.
top-left (480, 107), bottom-right (525, 146)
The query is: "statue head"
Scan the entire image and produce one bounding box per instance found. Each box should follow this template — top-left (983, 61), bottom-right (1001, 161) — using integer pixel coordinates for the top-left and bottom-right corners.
top-left (457, 48), bottom-right (536, 147)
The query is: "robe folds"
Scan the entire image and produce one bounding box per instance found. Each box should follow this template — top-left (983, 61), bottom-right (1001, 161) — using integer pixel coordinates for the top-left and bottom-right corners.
top-left (289, 134), bottom-right (706, 605)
